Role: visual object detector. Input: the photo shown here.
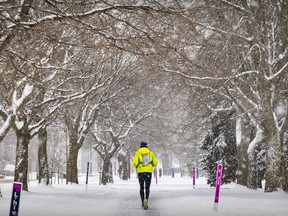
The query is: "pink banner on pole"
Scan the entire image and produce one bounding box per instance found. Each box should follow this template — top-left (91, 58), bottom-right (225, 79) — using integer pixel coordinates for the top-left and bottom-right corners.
top-left (214, 164), bottom-right (223, 203)
top-left (192, 167), bottom-right (196, 188)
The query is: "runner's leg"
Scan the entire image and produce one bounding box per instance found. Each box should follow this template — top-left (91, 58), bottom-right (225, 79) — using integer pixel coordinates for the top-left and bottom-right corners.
top-left (144, 173), bottom-right (152, 200)
top-left (138, 173), bottom-right (145, 204)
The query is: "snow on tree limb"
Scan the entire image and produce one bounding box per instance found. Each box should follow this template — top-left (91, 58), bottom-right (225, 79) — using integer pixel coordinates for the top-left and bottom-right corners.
top-left (180, 14), bottom-right (253, 42)
top-left (265, 61), bottom-right (288, 81)
top-left (12, 83), bottom-right (33, 114)
top-left (0, 114), bottom-right (14, 142)
top-left (162, 67), bottom-right (227, 81)
top-left (221, 0), bottom-right (249, 13)
top-left (0, 80), bottom-right (33, 141)
top-left (247, 125), bottom-right (263, 154)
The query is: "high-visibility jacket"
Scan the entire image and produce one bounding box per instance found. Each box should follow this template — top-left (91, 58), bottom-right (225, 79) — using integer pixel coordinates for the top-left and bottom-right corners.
top-left (133, 147), bottom-right (158, 173)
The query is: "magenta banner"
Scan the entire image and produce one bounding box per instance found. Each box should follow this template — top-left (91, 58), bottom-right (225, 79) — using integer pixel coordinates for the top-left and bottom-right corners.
top-left (214, 164), bottom-right (223, 203)
top-left (192, 167), bottom-right (196, 187)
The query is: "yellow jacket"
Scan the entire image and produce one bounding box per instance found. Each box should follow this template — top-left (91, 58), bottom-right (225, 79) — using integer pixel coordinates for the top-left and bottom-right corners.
top-left (133, 147), bottom-right (158, 173)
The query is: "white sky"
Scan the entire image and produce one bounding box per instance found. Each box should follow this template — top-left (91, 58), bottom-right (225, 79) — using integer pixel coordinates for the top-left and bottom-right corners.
top-left (0, 173), bottom-right (288, 216)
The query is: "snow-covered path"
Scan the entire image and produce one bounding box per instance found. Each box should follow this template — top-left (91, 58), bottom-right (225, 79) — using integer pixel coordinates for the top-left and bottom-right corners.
top-left (1, 174), bottom-right (288, 216)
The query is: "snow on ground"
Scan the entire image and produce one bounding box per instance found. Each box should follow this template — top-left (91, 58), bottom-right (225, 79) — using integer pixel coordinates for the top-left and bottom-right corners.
top-left (0, 173), bottom-right (288, 216)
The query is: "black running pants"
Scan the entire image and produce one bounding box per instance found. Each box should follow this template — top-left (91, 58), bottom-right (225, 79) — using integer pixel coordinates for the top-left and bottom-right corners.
top-left (138, 172), bottom-right (152, 203)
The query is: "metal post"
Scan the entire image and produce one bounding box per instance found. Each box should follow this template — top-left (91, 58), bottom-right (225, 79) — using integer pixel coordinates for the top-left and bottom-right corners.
top-left (86, 162), bottom-right (90, 185)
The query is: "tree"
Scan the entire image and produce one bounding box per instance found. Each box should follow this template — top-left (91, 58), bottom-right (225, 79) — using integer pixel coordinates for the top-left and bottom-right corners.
top-left (91, 89), bottom-right (164, 184)
top-left (63, 51), bottom-right (129, 184)
top-left (201, 110), bottom-right (237, 186)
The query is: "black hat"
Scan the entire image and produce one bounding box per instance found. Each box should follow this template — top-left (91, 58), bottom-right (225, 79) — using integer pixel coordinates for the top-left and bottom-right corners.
top-left (140, 141), bottom-right (147, 147)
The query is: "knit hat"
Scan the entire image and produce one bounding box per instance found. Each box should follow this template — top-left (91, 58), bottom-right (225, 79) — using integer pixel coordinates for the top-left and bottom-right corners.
top-left (140, 141), bottom-right (147, 147)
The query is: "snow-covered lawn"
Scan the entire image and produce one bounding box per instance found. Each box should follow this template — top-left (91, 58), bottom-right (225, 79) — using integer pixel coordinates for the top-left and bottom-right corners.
top-left (0, 174), bottom-right (288, 216)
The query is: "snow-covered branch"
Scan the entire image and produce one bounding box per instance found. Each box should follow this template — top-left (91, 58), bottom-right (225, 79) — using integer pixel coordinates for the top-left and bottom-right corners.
top-left (163, 67), bottom-right (227, 81)
top-left (221, 0), bottom-right (249, 13)
top-left (265, 61), bottom-right (288, 81)
top-left (0, 80), bottom-right (33, 141)
top-left (180, 15), bottom-right (253, 42)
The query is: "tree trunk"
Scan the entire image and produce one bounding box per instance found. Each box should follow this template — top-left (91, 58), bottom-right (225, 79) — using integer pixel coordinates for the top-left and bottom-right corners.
top-left (260, 113), bottom-right (281, 192)
top-left (281, 139), bottom-right (288, 191)
top-left (117, 154), bottom-right (129, 180)
top-left (127, 155), bottom-right (131, 179)
top-left (14, 128), bottom-right (30, 191)
top-left (161, 152), bottom-right (172, 176)
top-left (257, 62), bottom-right (283, 192)
top-left (264, 134), bottom-right (282, 192)
top-left (38, 127), bottom-right (49, 185)
top-left (247, 151), bottom-right (257, 189)
top-left (236, 138), bottom-right (251, 186)
top-left (256, 145), bottom-right (266, 189)
top-left (279, 142), bottom-right (288, 192)
top-left (101, 156), bottom-right (113, 185)
top-left (66, 142), bottom-right (81, 184)
top-left (122, 155), bottom-right (129, 180)
top-left (246, 126), bottom-right (263, 190)
top-left (236, 117), bottom-right (252, 186)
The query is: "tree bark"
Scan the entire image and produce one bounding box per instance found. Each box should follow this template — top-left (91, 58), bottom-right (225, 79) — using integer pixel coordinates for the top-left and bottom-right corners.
top-left (236, 143), bottom-right (248, 186)
top-left (281, 138), bottom-right (288, 191)
top-left (66, 143), bottom-right (81, 184)
top-left (101, 156), bottom-right (113, 185)
top-left (38, 127), bottom-right (49, 185)
top-left (14, 127), bottom-right (31, 191)
top-left (260, 106), bottom-right (282, 192)
top-left (161, 152), bottom-right (172, 176)
top-left (247, 151), bottom-right (257, 189)
top-left (122, 155), bottom-right (129, 180)
top-left (246, 126), bottom-right (262, 190)
top-left (279, 136), bottom-right (288, 192)
top-left (127, 155), bottom-right (131, 179)
top-left (263, 128), bottom-right (284, 192)
top-left (264, 138), bottom-right (281, 192)
top-left (236, 116), bottom-right (253, 186)
top-left (117, 154), bottom-right (130, 180)
top-left (258, 75), bottom-right (282, 192)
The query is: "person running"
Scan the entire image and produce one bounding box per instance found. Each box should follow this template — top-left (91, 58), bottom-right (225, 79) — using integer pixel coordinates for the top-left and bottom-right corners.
top-left (133, 141), bottom-right (158, 210)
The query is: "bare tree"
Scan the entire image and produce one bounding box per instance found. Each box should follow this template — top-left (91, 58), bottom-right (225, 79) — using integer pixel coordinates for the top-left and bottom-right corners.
top-left (94, 67), bottom-right (164, 184)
